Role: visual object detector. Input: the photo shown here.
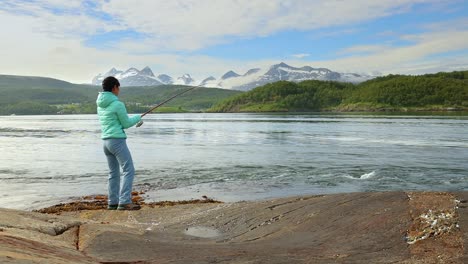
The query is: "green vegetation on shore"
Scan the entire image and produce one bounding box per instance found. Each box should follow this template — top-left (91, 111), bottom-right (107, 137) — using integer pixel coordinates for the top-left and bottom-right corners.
top-left (0, 75), bottom-right (241, 115)
top-left (210, 70), bottom-right (468, 112)
top-left (1, 70), bottom-right (467, 115)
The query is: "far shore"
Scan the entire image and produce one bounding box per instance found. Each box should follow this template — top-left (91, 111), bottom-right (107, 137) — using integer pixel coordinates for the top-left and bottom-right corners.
top-left (2, 108), bottom-right (468, 116)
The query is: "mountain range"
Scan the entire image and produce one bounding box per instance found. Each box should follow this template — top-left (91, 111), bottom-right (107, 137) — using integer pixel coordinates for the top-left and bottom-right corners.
top-left (92, 63), bottom-right (376, 91)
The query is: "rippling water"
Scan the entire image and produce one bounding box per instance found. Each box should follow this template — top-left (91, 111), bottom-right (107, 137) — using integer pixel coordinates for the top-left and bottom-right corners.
top-left (1, 113), bottom-right (467, 210)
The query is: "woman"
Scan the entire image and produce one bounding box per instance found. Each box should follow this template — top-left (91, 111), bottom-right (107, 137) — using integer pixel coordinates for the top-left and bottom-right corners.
top-left (96, 76), bottom-right (142, 210)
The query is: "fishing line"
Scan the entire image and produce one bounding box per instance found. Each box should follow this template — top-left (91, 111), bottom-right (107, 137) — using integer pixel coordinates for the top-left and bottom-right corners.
top-left (136, 86), bottom-right (198, 127)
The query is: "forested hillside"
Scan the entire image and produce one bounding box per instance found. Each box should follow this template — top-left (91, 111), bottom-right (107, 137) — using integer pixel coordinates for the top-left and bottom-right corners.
top-left (0, 75), bottom-right (241, 115)
top-left (210, 71), bottom-right (468, 112)
top-left (1, 70), bottom-right (467, 115)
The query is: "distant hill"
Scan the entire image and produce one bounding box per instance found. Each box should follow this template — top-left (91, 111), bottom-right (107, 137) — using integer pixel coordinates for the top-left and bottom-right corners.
top-left (341, 72), bottom-right (468, 110)
top-left (0, 75), bottom-right (97, 107)
top-left (0, 74), bottom-right (242, 115)
top-left (210, 70), bottom-right (468, 112)
top-left (2, 70), bottom-right (467, 115)
top-left (0, 75), bottom-right (75, 89)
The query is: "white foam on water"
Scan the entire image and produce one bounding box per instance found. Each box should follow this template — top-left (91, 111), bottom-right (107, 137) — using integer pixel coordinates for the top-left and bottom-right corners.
top-left (360, 171), bottom-right (376, 179)
top-left (342, 174), bottom-right (356, 180)
top-left (342, 171), bottom-right (376, 180)
top-left (322, 136), bottom-right (364, 142)
top-left (272, 173), bottom-right (288, 179)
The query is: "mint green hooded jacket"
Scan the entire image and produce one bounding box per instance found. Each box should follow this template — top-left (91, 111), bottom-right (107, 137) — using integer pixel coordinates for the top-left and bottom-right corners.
top-left (96, 92), bottom-right (141, 139)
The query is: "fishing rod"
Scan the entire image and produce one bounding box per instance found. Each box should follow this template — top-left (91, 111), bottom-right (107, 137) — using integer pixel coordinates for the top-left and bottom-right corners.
top-left (136, 86), bottom-right (198, 127)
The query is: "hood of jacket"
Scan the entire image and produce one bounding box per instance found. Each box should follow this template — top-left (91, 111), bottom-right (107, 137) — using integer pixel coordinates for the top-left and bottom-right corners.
top-left (96, 92), bottom-right (118, 108)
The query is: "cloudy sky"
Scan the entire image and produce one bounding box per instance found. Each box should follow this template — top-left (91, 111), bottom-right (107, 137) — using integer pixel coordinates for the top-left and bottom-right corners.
top-left (0, 0), bottom-right (467, 83)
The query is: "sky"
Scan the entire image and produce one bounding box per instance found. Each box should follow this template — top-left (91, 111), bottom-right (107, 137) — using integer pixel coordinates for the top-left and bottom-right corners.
top-left (0, 0), bottom-right (467, 84)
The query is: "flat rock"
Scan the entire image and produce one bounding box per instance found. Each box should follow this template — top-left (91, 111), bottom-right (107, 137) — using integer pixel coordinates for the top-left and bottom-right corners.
top-left (1, 192), bottom-right (467, 263)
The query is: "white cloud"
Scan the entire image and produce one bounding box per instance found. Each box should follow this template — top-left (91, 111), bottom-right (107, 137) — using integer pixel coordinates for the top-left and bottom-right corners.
top-left (0, 0), bottom-right (466, 83)
top-left (101, 0), bottom-right (438, 50)
top-left (338, 45), bottom-right (392, 56)
top-left (0, 1), bottom-right (120, 39)
top-left (305, 29), bottom-right (468, 74)
top-left (0, 9), bottom-right (110, 82)
top-left (422, 17), bottom-right (468, 31)
top-left (41, 0), bottom-right (82, 8)
top-left (309, 28), bottom-right (360, 40)
top-left (292, 54), bottom-right (311, 59)
top-left (0, 9), bottom-right (255, 83)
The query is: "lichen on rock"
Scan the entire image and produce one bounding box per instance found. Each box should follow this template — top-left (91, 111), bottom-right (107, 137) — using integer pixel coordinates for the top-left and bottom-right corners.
top-left (406, 207), bottom-right (459, 244)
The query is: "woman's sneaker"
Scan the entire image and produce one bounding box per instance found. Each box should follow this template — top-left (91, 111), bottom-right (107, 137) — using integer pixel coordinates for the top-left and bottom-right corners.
top-left (117, 203), bottom-right (141, 210)
top-left (107, 204), bottom-right (118, 210)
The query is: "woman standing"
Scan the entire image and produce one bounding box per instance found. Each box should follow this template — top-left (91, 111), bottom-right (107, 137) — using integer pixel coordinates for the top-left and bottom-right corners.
top-left (96, 76), bottom-right (142, 210)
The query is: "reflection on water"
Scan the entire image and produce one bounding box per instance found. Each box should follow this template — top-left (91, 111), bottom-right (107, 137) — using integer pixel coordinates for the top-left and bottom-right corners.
top-left (0, 113), bottom-right (467, 210)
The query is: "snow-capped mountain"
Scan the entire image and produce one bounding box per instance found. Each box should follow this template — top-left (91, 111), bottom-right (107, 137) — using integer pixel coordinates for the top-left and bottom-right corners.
top-left (214, 63), bottom-right (373, 91)
top-left (140, 66), bottom-right (155, 77)
top-left (174, 74), bottom-right (196, 86)
top-left (220, 70), bottom-right (241, 80)
top-left (92, 66), bottom-right (163, 86)
top-left (244, 68), bottom-right (261, 76)
top-left (92, 63), bottom-right (375, 90)
top-left (157, 74), bottom-right (173, 84)
top-left (199, 76), bottom-right (216, 86)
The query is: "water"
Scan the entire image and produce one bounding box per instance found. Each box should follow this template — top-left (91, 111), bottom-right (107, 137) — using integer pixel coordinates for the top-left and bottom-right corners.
top-left (1, 113), bottom-right (467, 210)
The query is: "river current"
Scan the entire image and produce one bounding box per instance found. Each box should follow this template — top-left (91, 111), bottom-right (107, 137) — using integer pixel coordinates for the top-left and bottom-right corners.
top-left (0, 113), bottom-right (467, 210)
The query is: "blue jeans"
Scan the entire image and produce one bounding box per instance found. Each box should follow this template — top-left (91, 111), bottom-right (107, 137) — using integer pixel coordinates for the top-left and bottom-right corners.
top-left (103, 139), bottom-right (135, 205)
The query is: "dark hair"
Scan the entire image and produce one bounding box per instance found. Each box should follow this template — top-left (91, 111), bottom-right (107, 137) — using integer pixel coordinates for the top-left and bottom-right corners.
top-left (102, 76), bottom-right (120, 92)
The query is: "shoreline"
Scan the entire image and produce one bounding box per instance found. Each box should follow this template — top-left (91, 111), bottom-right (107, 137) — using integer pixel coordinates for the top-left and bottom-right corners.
top-left (2, 191), bottom-right (468, 263)
top-left (2, 108), bottom-right (468, 116)
top-left (4, 103), bottom-right (467, 115)
top-left (33, 192), bottom-right (223, 214)
top-left (3, 181), bottom-right (468, 212)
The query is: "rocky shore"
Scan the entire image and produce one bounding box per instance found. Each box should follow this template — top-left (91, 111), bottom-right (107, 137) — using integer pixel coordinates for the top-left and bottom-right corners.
top-left (1, 191), bottom-right (468, 263)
